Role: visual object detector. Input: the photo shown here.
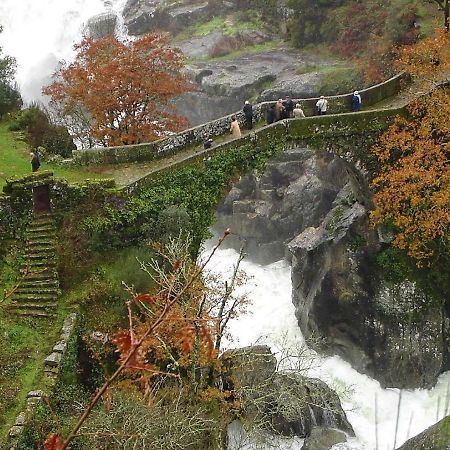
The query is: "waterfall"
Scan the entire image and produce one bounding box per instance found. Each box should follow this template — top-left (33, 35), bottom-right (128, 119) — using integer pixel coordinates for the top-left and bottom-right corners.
top-left (0, 0), bottom-right (127, 103)
top-left (203, 244), bottom-right (450, 449)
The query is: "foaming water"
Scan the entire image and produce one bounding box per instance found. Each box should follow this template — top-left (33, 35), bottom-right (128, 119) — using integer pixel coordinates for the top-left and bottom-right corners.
top-left (0, 0), bottom-right (127, 102)
top-left (203, 244), bottom-right (450, 449)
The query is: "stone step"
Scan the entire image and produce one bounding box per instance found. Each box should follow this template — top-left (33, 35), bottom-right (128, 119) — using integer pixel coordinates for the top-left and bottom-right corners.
top-left (9, 302), bottom-right (57, 310)
top-left (13, 293), bottom-right (58, 302)
top-left (27, 217), bottom-right (55, 230)
top-left (13, 310), bottom-right (55, 318)
top-left (21, 260), bottom-right (57, 269)
top-left (14, 287), bottom-right (60, 296)
top-left (26, 253), bottom-right (57, 261)
top-left (25, 251), bottom-right (57, 259)
top-left (25, 242), bottom-right (56, 254)
top-left (20, 279), bottom-right (59, 289)
top-left (23, 272), bottom-right (58, 281)
top-left (26, 225), bottom-right (56, 234)
top-left (26, 238), bottom-right (56, 246)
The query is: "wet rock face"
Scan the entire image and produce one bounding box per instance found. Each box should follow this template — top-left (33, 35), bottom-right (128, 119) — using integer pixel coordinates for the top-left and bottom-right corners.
top-left (124, 0), bottom-right (215, 35)
top-left (216, 146), bottom-right (351, 264)
top-left (396, 416), bottom-right (450, 450)
top-left (178, 48), bottom-right (332, 125)
top-left (221, 345), bottom-right (354, 439)
top-left (288, 199), bottom-right (448, 389)
top-left (86, 12), bottom-right (118, 38)
top-left (216, 143), bottom-right (448, 388)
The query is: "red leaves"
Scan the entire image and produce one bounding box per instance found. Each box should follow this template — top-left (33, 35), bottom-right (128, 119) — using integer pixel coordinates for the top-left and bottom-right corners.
top-left (177, 323), bottom-right (214, 360)
top-left (43, 32), bottom-right (192, 147)
top-left (134, 293), bottom-right (157, 304)
top-left (44, 434), bottom-right (63, 450)
top-left (112, 330), bottom-right (132, 357)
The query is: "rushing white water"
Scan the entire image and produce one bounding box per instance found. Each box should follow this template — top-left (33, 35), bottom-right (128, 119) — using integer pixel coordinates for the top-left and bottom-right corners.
top-left (0, 0), bottom-right (127, 103)
top-left (203, 243), bottom-right (450, 450)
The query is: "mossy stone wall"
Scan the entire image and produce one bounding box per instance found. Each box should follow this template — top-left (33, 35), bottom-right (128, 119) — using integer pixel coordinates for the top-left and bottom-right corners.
top-left (72, 73), bottom-right (408, 167)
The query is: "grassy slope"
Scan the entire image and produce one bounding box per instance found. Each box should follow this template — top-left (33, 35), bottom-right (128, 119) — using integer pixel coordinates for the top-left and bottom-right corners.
top-left (0, 120), bottom-right (112, 190)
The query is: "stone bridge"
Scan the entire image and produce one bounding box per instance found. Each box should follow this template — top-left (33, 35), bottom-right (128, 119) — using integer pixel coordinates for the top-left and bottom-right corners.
top-left (72, 73), bottom-right (409, 181)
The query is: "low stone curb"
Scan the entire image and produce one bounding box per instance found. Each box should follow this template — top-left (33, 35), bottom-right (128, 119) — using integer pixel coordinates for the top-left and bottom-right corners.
top-left (7, 313), bottom-right (77, 445)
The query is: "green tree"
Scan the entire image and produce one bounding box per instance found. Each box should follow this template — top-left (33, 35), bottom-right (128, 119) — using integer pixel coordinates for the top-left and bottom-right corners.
top-left (427, 0), bottom-right (450, 31)
top-left (0, 25), bottom-right (22, 118)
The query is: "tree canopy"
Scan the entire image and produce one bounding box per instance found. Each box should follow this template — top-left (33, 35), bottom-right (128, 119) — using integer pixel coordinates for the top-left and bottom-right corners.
top-left (43, 33), bottom-right (192, 148)
top-left (370, 28), bottom-right (450, 264)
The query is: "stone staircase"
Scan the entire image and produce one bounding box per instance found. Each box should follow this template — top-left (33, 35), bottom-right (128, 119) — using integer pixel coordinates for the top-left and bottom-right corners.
top-left (9, 213), bottom-right (59, 318)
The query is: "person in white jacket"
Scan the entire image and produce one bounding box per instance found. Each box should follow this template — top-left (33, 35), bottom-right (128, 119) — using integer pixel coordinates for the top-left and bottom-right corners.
top-left (316, 96), bottom-right (329, 115)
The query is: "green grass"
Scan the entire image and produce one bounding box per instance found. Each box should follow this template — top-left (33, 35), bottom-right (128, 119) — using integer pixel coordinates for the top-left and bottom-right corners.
top-left (0, 312), bottom-right (64, 439)
top-left (176, 11), bottom-right (266, 40)
top-left (208, 40), bottom-right (279, 61)
top-left (0, 120), bottom-right (113, 190)
top-left (0, 240), bottom-right (157, 441)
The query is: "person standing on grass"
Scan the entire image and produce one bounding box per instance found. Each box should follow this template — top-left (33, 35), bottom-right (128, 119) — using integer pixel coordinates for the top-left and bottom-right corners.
top-left (31, 151), bottom-right (40, 172)
top-left (316, 95), bottom-right (329, 115)
top-left (243, 100), bottom-right (253, 130)
top-left (229, 115), bottom-right (241, 139)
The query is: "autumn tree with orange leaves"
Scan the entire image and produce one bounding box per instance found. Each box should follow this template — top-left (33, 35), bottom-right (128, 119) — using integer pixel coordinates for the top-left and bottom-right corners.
top-left (370, 29), bottom-right (450, 265)
top-left (43, 33), bottom-right (191, 148)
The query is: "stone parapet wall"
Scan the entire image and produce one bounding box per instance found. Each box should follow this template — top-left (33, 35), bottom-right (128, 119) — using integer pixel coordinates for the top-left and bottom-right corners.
top-left (127, 106), bottom-right (405, 192)
top-left (72, 73), bottom-right (408, 166)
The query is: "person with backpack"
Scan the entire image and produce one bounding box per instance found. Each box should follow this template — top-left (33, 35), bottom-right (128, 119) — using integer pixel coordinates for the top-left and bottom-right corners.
top-left (351, 90), bottom-right (362, 112)
top-left (316, 96), bottom-right (329, 115)
top-left (283, 95), bottom-right (294, 118)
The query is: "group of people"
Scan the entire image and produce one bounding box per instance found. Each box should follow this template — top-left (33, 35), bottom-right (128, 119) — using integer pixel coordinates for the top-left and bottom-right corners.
top-left (202, 91), bottom-right (363, 151)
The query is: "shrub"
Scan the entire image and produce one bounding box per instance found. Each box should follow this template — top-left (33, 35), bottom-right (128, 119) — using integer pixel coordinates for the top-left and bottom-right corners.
top-left (13, 106), bottom-right (76, 157)
top-left (42, 124), bottom-right (77, 158)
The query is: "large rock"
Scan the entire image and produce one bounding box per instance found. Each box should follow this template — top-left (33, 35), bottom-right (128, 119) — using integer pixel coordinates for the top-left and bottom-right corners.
top-left (289, 198), bottom-right (448, 388)
top-left (397, 416), bottom-right (450, 449)
top-left (178, 48), bottom-right (333, 125)
top-left (215, 146), bottom-right (351, 264)
top-left (123, 0), bottom-right (217, 35)
top-left (216, 143), bottom-right (448, 388)
top-left (302, 427), bottom-right (347, 450)
top-left (86, 11), bottom-right (118, 38)
top-left (221, 345), bottom-right (354, 439)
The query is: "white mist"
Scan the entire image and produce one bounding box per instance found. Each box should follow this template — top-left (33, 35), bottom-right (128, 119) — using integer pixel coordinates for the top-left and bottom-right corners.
top-left (0, 0), bottom-right (126, 103)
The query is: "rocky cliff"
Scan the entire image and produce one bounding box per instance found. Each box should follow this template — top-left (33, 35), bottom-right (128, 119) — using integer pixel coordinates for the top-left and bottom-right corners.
top-left (215, 143), bottom-right (449, 388)
top-left (122, 0), bottom-right (339, 125)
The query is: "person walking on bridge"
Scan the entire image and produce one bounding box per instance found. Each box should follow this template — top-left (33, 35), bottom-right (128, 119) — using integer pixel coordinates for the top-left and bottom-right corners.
top-left (283, 95), bottom-right (294, 118)
top-left (351, 91), bottom-right (362, 112)
top-left (316, 96), bottom-right (328, 115)
top-left (293, 103), bottom-right (305, 118)
top-left (229, 115), bottom-right (241, 139)
top-left (243, 100), bottom-right (253, 130)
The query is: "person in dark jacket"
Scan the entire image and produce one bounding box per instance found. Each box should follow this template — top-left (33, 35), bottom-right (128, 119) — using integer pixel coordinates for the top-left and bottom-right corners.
top-left (30, 151), bottom-right (40, 172)
top-left (283, 95), bottom-right (294, 118)
top-left (243, 100), bottom-right (253, 130)
top-left (351, 91), bottom-right (362, 112)
top-left (266, 105), bottom-right (276, 124)
top-left (203, 138), bottom-right (213, 149)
